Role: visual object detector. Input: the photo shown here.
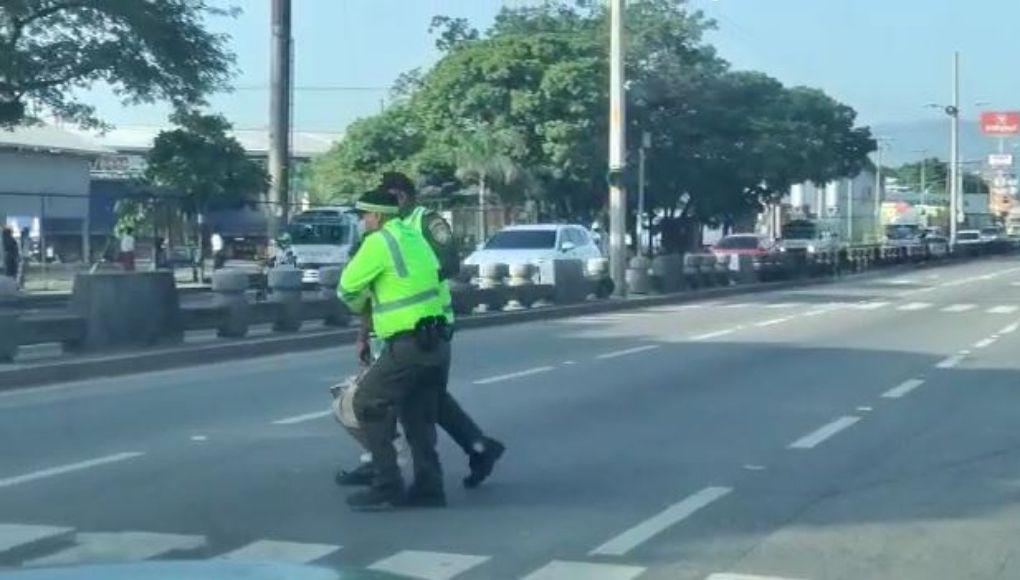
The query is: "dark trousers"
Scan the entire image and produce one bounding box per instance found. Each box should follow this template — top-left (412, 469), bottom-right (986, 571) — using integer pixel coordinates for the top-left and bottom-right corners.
top-left (439, 390), bottom-right (484, 455)
top-left (353, 335), bottom-right (450, 492)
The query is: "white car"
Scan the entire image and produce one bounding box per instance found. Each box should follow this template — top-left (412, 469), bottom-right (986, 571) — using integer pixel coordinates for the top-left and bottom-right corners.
top-left (955, 230), bottom-right (984, 246)
top-left (463, 224), bottom-right (603, 271)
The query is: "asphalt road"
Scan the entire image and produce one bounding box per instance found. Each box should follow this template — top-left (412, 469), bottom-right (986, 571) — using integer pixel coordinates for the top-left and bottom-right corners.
top-left (3, 256), bottom-right (1020, 579)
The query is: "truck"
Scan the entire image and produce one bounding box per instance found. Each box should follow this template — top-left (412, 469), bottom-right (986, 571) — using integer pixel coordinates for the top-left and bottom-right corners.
top-left (776, 219), bottom-right (843, 255)
top-left (278, 207), bottom-right (361, 285)
top-left (1006, 208), bottom-right (1020, 239)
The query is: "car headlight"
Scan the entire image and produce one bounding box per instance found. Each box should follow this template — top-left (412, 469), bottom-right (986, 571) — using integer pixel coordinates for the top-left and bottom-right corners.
top-left (806, 244), bottom-right (816, 253)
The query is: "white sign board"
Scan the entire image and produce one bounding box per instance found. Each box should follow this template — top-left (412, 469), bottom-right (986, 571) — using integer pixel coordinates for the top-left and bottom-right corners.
top-left (988, 153), bottom-right (1014, 167)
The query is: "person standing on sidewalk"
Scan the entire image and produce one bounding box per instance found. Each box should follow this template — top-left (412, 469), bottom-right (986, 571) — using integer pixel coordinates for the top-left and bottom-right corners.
top-left (119, 227), bottom-right (136, 271)
top-left (2, 227), bottom-right (18, 279)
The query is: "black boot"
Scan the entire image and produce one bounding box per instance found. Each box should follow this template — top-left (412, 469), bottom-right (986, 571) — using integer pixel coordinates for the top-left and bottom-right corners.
top-left (346, 485), bottom-right (403, 511)
top-left (335, 463), bottom-right (374, 487)
top-left (463, 437), bottom-right (506, 489)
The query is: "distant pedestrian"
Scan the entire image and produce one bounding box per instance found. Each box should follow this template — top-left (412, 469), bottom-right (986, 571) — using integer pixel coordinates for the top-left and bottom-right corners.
top-left (2, 227), bottom-right (19, 279)
top-left (211, 232), bottom-right (225, 270)
top-left (154, 237), bottom-right (167, 270)
top-left (119, 227), bottom-right (136, 272)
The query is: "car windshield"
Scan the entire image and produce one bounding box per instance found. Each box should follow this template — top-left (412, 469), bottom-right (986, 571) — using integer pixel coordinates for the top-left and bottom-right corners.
top-left (484, 230), bottom-right (557, 249)
top-left (886, 225), bottom-right (920, 240)
top-left (782, 223), bottom-right (818, 240)
top-left (287, 222), bottom-right (350, 245)
top-left (715, 236), bottom-right (760, 249)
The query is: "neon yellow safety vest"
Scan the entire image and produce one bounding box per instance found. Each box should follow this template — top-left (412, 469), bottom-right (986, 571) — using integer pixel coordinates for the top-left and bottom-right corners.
top-left (405, 205), bottom-right (455, 324)
top-left (337, 218), bottom-right (443, 339)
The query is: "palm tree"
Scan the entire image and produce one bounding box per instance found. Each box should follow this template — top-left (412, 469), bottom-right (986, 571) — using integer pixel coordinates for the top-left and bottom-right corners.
top-left (455, 127), bottom-right (526, 245)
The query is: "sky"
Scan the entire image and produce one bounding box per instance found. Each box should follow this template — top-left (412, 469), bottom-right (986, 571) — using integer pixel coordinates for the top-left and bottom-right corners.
top-left (79, 0), bottom-right (1020, 139)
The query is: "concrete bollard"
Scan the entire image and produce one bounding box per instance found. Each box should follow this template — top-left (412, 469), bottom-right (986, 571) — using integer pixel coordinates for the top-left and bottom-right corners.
top-left (70, 271), bottom-right (182, 349)
top-left (212, 269), bottom-right (251, 338)
top-left (735, 255), bottom-right (757, 284)
top-left (450, 280), bottom-right (478, 315)
top-left (506, 263), bottom-right (535, 309)
top-left (650, 255), bottom-right (683, 293)
top-left (682, 254), bottom-right (701, 288)
top-left (477, 263), bottom-right (508, 311)
top-left (551, 259), bottom-right (587, 304)
top-left (268, 267), bottom-right (304, 332)
top-left (318, 266), bottom-right (350, 327)
top-left (0, 277), bottom-right (19, 362)
top-left (585, 258), bottom-right (612, 298)
top-left (626, 256), bottom-right (652, 294)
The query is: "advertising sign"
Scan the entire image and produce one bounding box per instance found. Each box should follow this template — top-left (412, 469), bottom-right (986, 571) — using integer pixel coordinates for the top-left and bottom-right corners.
top-left (980, 111), bottom-right (1020, 135)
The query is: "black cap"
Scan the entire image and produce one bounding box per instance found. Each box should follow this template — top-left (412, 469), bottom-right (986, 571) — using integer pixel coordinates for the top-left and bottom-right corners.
top-left (352, 188), bottom-right (400, 215)
top-left (381, 171), bottom-right (417, 197)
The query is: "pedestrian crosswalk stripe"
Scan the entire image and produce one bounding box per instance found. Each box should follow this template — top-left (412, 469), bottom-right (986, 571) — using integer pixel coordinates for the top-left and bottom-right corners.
top-left (988, 305), bottom-right (1019, 314)
top-left (854, 301), bottom-right (889, 310)
top-left (521, 560), bottom-right (646, 580)
top-left (942, 304), bottom-right (976, 312)
top-left (25, 531), bottom-right (206, 567)
top-left (368, 550), bottom-right (490, 580)
top-left (0, 524), bottom-right (75, 558)
top-left (897, 302), bottom-right (932, 311)
top-left (220, 539), bottom-right (340, 564)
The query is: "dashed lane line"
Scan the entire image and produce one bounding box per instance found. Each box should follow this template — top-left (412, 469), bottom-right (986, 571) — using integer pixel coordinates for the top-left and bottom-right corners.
top-left (473, 366), bottom-right (555, 385)
top-left (0, 452), bottom-right (144, 489)
top-left (788, 416), bottom-right (860, 450)
top-left (881, 379), bottom-right (925, 399)
top-left (589, 486), bottom-right (733, 557)
top-left (596, 345), bottom-right (661, 360)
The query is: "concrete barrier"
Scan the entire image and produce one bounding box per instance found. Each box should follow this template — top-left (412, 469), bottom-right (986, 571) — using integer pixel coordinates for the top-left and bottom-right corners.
top-left (0, 280), bottom-right (16, 359)
top-left (650, 255), bottom-right (683, 293)
top-left (268, 267), bottom-right (303, 332)
top-left (682, 254), bottom-right (702, 288)
top-left (626, 256), bottom-right (652, 294)
top-left (70, 271), bottom-right (182, 349)
top-left (212, 269), bottom-right (250, 338)
top-left (506, 263), bottom-right (535, 309)
top-left (318, 266), bottom-right (350, 327)
top-left (552, 259), bottom-right (587, 304)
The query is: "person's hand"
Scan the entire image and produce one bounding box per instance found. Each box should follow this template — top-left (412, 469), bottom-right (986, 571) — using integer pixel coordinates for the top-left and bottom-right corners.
top-left (355, 335), bottom-right (372, 367)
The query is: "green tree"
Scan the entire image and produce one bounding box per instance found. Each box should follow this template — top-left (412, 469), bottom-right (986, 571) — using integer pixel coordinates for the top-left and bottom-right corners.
top-left (145, 111), bottom-right (267, 235)
top-left (0, 0), bottom-right (235, 128)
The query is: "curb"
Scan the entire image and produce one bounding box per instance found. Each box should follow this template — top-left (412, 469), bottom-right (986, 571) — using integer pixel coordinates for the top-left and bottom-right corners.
top-left (0, 257), bottom-right (994, 391)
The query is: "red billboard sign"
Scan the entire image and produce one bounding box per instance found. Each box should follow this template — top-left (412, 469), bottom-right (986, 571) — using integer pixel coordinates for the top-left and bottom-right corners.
top-left (980, 111), bottom-right (1020, 135)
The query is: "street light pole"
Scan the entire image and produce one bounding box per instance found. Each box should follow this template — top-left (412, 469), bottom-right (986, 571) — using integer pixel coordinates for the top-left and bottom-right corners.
top-left (268, 0), bottom-right (292, 242)
top-left (875, 144), bottom-right (883, 243)
top-left (637, 131), bottom-right (650, 256)
top-left (949, 51), bottom-right (960, 246)
top-left (608, 0), bottom-right (628, 295)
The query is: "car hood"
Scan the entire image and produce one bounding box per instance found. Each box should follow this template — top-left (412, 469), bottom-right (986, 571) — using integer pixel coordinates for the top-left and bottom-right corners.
top-left (463, 248), bottom-right (560, 266)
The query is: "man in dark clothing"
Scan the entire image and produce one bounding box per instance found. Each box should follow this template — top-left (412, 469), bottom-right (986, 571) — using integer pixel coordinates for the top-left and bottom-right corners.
top-left (2, 227), bottom-right (19, 278)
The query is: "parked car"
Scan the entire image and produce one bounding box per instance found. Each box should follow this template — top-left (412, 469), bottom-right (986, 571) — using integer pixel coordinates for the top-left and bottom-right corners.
top-left (711, 234), bottom-right (774, 257)
top-left (956, 230), bottom-right (984, 246)
top-left (979, 226), bottom-right (1006, 243)
top-left (463, 224), bottom-right (603, 270)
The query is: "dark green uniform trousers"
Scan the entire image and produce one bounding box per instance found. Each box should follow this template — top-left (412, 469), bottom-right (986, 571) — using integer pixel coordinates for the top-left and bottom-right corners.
top-left (353, 334), bottom-right (451, 493)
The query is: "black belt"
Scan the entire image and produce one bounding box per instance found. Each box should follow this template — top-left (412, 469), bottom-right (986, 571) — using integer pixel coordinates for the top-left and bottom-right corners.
top-left (385, 316), bottom-right (452, 349)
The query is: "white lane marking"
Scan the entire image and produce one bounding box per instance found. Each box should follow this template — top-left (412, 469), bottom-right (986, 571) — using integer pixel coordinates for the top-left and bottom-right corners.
top-left (788, 416), bottom-right (860, 449)
top-left (974, 337), bottom-right (997, 349)
top-left (1001, 322), bottom-right (1020, 334)
top-left (988, 305), bottom-right (1019, 314)
top-left (857, 406), bottom-right (873, 412)
top-left (271, 410), bottom-right (332, 425)
top-left (473, 366), bottom-right (555, 385)
top-left (222, 539), bottom-right (341, 564)
top-left (882, 379), bottom-right (925, 399)
top-left (691, 329), bottom-right (735, 341)
top-left (190, 435), bottom-right (208, 442)
top-left (0, 524), bottom-right (75, 557)
top-left (368, 550), bottom-right (490, 580)
top-left (942, 304), bottom-right (976, 312)
top-left (914, 286), bottom-right (936, 293)
top-left (705, 570), bottom-right (807, 574)
top-left (898, 302), bottom-right (933, 311)
top-left (562, 360), bottom-right (577, 365)
top-left (889, 279), bottom-right (915, 285)
top-left (0, 452), bottom-right (144, 489)
top-left (936, 354), bottom-right (966, 369)
top-left (723, 303), bottom-right (754, 309)
top-left (764, 302), bottom-right (804, 309)
top-left (1011, 282), bottom-right (1020, 287)
top-left (855, 301), bottom-right (890, 310)
top-left (522, 560), bottom-right (646, 580)
top-left (589, 486), bottom-right (732, 556)
top-left (742, 464), bottom-right (767, 471)
top-left (26, 531), bottom-right (206, 567)
top-left (596, 345), bottom-right (661, 360)
top-left (755, 317), bottom-right (790, 328)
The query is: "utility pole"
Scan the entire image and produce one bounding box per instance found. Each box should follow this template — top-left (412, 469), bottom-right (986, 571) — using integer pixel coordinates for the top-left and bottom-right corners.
top-left (608, 0), bottom-right (627, 296)
top-left (268, 0), bottom-right (292, 241)
top-left (874, 142), bottom-right (884, 243)
top-left (637, 131), bottom-right (650, 256)
top-left (949, 51), bottom-right (960, 246)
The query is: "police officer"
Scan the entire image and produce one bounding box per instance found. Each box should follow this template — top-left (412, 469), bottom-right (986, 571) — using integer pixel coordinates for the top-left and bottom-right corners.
top-left (337, 188), bottom-right (450, 510)
top-left (337, 172), bottom-right (506, 490)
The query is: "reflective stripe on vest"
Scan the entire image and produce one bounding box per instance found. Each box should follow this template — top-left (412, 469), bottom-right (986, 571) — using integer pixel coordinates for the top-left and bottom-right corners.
top-left (378, 228), bottom-right (408, 277)
top-left (373, 287), bottom-right (440, 314)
